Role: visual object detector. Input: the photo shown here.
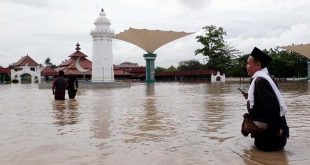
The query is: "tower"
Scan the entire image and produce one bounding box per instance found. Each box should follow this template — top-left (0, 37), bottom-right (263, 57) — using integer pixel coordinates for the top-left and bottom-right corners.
top-left (91, 9), bottom-right (114, 82)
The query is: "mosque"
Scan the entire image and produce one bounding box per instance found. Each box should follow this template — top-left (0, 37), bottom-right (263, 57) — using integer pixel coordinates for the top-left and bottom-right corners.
top-left (5, 9), bottom-right (223, 85)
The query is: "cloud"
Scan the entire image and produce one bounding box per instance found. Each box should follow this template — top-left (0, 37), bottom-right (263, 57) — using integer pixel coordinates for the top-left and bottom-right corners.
top-left (1, 0), bottom-right (310, 68)
top-left (177, 0), bottom-right (211, 10)
top-left (227, 23), bottom-right (310, 54)
top-left (1, 0), bottom-right (48, 7)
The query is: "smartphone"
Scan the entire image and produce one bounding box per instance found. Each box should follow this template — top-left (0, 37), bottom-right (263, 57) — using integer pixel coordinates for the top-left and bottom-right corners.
top-left (237, 88), bottom-right (245, 93)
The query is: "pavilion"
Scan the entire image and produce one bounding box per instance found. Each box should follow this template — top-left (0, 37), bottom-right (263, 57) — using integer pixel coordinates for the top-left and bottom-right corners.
top-left (114, 28), bottom-right (193, 83)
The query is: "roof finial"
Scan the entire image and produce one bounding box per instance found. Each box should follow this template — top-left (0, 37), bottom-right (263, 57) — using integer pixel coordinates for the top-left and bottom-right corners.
top-left (76, 42), bottom-right (81, 51)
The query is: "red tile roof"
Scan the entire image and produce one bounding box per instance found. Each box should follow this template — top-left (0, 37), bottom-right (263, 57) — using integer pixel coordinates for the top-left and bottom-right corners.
top-left (0, 68), bottom-right (10, 74)
top-left (56, 43), bottom-right (92, 76)
top-left (114, 69), bottom-right (133, 76)
top-left (68, 50), bottom-right (88, 58)
top-left (41, 66), bottom-right (58, 76)
top-left (156, 70), bottom-right (216, 76)
top-left (13, 55), bottom-right (39, 67)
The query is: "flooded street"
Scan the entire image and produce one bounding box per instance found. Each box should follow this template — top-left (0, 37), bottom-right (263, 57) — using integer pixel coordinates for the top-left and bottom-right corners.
top-left (0, 82), bottom-right (309, 165)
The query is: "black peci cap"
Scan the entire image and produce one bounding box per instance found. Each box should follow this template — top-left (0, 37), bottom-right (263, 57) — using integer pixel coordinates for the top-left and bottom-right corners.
top-left (250, 47), bottom-right (272, 67)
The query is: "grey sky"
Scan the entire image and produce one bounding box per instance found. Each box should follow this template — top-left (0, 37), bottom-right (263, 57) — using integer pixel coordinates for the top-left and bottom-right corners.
top-left (1, 0), bottom-right (310, 67)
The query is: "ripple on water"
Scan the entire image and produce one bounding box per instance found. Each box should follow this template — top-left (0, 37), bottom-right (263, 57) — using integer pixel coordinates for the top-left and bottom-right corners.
top-left (0, 82), bottom-right (309, 164)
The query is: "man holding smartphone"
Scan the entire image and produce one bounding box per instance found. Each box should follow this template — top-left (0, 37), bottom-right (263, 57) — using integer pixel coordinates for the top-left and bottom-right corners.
top-left (241, 47), bottom-right (289, 151)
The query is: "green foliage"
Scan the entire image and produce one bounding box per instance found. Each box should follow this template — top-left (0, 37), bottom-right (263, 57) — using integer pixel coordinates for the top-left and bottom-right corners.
top-left (229, 47), bottom-right (308, 78)
top-left (268, 47), bottom-right (308, 78)
top-left (45, 57), bottom-right (52, 66)
top-left (195, 25), bottom-right (238, 73)
top-left (177, 59), bottom-right (204, 71)
top-left (155, 66), bottom-right (168, 72)
top-left (44, 57), bottom-right (57, 68)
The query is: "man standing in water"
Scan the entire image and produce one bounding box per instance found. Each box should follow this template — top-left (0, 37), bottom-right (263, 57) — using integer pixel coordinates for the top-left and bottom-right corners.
top-left (52, 70), bottom-right (67, 100)
top-left (67, 77), bottom-right (78, 99)
top-left (241, 47), bottom-right (289, 151)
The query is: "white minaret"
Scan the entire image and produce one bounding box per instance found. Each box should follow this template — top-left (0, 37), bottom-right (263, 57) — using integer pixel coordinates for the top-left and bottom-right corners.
top-left (91, 9), bottom-right (114, 82)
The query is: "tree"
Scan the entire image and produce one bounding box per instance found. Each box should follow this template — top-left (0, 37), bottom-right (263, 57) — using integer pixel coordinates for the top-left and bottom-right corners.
top-left (44, 57), bottom-right (57, 68)
top-left (177, 59), bottom-right (204, 70)
top-left (155, 66), bottom-right (168, 72)
top-left (268, 47), bottom-right (308, 79)
top-left (195, 25), bottom-right (238, 73)
top-left (44, 57), bottom-right (52, 66)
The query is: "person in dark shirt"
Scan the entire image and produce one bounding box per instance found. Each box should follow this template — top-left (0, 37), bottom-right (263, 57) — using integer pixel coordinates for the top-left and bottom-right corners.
top-left (52, 70), bottom-right (67, 100)
top-left (241, 47), bottom-right (289, 151)
top-left (67, 77), bottom-right (78, 99)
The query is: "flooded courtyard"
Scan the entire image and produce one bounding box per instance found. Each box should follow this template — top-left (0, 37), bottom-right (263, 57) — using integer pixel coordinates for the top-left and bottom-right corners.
top-left (0, 81), bottom-right (309, 165)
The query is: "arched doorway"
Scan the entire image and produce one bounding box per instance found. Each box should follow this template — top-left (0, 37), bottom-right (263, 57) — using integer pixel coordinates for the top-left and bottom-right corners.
top-left (20, 73), bottom-right (32, 84)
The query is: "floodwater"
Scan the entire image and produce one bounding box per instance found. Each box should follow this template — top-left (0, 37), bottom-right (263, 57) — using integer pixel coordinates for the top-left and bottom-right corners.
top-left (0, 82), bottom-right (309, 165)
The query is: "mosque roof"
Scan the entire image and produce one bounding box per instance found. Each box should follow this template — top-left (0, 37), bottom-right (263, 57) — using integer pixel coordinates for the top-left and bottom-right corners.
top-left (56, 43), bottom-right (92, 76)
top-left (13, 55), bottom-right (39, 67)
top-left (41, 66), bottom-right (58, 76)
top-left (68, 43), bottom-right (88, 58)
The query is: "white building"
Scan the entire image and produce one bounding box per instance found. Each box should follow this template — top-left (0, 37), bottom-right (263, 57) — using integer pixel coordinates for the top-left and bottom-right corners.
top-left (11, 55), bottom-right (41, 84)
top-left (90, 9), bottom-right (114, 82)
top-left (211, 71), bottom-right (225, 83)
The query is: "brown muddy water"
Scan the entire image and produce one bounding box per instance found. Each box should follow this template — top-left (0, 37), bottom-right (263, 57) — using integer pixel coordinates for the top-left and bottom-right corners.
top-left (0, 82), bottom-right (309, 165)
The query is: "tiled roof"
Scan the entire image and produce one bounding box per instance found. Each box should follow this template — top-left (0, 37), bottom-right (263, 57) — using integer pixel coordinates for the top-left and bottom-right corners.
top-left (114, 69), bottom-right (133, 76)
top-left (155, 70), bottom-right (216, 76)
top-left (129, 67), bottom-right (145, 73)
top-left (0, 68), bottom-right (10, 74)
top-left (68, 50), bottom-right (88, 58)
top-left (68, 43), bottom-right (88, 58)
top-left (13, 55), bottom-right (39, 67)
top-left (41, 66), bottom-right (58, 76)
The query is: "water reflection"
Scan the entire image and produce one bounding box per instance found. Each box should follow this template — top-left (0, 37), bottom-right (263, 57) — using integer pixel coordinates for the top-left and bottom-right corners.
top-left (125, 84), bottom-right (176, 143)
top-left (52, 99), bottom-right (80, 130)
top-left (90, 90), bottom-right (113, 140)
top-left (0, 82), bottom-right (309, 164)
top-left (243, 146), bottom-right (288, 165)
top-left (203, 83), bottom-right (225, 134)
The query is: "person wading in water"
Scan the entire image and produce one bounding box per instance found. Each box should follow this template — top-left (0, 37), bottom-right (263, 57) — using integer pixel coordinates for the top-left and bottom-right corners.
top-left (240, 47), bottom-right (289, 151)
top-left (67, 77), bottom-right (78, 99)
top-left (52, 70), bottom-right (67, 100)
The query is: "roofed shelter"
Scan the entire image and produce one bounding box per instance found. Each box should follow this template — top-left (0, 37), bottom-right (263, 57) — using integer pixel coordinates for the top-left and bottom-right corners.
top-left (11, 55), bottom-right (41, 84)
top-left (281, 44), bottom-right (310, 80)
top-left (114, 28), bottom-right (193, 83)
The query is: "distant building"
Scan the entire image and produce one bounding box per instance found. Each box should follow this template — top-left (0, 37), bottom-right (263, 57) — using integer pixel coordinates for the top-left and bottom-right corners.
top-left (55, 43), bottom-right (92, 80)
top-left (211, 71), bottom-right (225, 82)
top-left (41, 66), bottom-right (58, 82)
top-left (116, 62), bottom-right (145, 80)
top-left (0, 67), bottom-right (10, 83)
top-left (167, 65), bottom-right (177, 71)
top-left (117, 62), bottom-right (139, 71)
top-left (155, 69), bottom-right (216, 81)
top-left (113, 65), bottom-right (133, 80)
top-left (10, 55), bottom-right (41, 84)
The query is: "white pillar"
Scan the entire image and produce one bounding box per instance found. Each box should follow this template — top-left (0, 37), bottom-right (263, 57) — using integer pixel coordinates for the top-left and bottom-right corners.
top-left (91, 9), bottom-right (114, 82)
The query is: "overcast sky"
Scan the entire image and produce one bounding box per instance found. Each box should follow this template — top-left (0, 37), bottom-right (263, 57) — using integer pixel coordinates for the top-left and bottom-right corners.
top-left (1, 0), bottom-right (310, 68)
